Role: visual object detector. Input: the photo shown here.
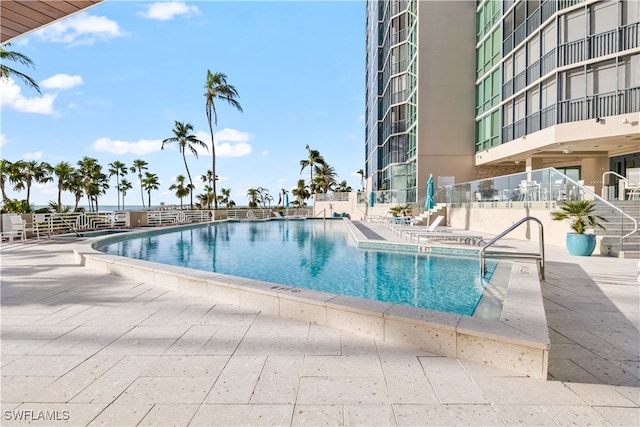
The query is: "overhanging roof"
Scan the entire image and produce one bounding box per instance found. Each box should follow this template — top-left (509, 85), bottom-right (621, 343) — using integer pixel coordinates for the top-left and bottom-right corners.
top-left (1, 0), bottom-right (104, 44)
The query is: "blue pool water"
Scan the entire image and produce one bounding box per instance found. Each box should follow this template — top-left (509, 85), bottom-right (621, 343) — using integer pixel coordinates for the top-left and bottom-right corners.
top-left (96, 220), bottom-right (496, 316)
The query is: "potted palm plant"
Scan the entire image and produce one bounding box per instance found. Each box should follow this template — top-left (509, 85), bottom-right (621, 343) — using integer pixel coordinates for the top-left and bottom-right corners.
top-left (550, 200), bottom-right (607, 256)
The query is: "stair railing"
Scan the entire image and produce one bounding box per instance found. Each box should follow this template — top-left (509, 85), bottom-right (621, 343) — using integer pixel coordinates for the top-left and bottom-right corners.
top-left (480, 216), bottom-right (545, 280)
top-left (601, 171), bottom-right (628, 201)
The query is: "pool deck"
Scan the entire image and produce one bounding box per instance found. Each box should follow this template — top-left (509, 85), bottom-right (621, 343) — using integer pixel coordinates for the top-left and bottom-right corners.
top-left (1, 223), bottom-right (639, 426)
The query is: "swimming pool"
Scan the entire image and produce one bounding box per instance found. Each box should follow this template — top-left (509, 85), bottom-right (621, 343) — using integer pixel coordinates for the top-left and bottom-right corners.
top-left (96, 219), bottom-right (496, 316)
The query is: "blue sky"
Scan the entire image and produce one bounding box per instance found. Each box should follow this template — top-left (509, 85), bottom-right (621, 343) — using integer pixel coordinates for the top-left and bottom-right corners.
top-left (1, 0), bottom-right (365, 207)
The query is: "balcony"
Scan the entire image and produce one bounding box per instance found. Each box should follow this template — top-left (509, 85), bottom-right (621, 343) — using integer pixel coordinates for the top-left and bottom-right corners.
top-left (558, 87), bottom-right (640, 123)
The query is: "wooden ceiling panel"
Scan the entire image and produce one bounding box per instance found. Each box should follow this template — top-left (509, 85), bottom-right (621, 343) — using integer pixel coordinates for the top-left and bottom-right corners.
top-left (1, 1), bottom-right (104, 44)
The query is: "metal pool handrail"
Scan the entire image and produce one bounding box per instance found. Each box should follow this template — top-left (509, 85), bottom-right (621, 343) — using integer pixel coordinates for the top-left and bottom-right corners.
top-left (480, 216), bottom-right (545, 280)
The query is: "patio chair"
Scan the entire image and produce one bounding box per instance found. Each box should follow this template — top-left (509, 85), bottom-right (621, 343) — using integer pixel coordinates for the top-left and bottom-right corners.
top-left (1, 214), bottom-right (27, 243)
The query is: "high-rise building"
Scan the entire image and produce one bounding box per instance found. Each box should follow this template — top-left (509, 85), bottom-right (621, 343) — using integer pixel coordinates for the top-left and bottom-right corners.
top-left (365, 0), bottom-right (477, 204)
top-left (365, 0), bottom-right (639, 202)
top-left (475, 0), bottom-right (639, 194)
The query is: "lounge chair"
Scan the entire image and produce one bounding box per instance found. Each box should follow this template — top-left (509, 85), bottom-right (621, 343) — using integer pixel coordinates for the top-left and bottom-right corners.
top-left (396, 215), bottom-right (445, 239)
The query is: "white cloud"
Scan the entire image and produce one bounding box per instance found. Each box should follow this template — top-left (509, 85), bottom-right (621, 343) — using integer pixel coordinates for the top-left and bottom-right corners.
top-left (138, 2), bottom-right (200, 20)
top-left (23, 151), bottom-right (43, 160)
top-left (261, 150), bottom-right (269, 156)
top-left (34, 13), bottom-right (125, 45)
top-left (40, 74), bottom-right (83, 90)
top-left (0, 134), bottom-right (6, 148)
top-left (192, 128), bottom-right (253, 158)
top-left (0, 78), bottom-right (56, 114)
top-left (91, 137), bottom-right (163, 155)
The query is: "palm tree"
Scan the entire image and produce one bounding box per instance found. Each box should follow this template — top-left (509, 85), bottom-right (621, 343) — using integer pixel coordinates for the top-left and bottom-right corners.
top-left (313, 163), bottom-right (337, 194)
top-left (11, 160), bottom-right (53, 206)
top-left (118, 179), bottom-right (133, 210)
top-left (77, 157), bottom-right (100, 211)
top-left (335, 180), bottom-right (352, 192)
top-left (219, 187), bottom-right (233, 209)
top-left (247, 188), bottom-right (260, 208)
top-left (142, 172), bottom-right (160, 207)
top-left (279, 188), bottom-right (289, 207)
top-left (67, 171), bottom-right (85, 212)
top-left (53, 161), bottom-right (74, 212)
top-left (108, 160), bottom-right (128, 210)
top-left (130, 159), bottom-right (148, 208)
top-left (204, 70), bottom-right (243, 209)
top-left (0, 159), bottom-right (13, 202)
top-left (200, 170), bottom-right (216, 209)
top-left (162, 121), bottom-right (207, 209)
top-left (0, 43), bottom-right (41, 94)
top-left (300, 145), bottom-right (326, 194)
top-left (292, 179), bottom-right (310, 207)
top-left (87, 170), bottom-right (109, 212)
top-left (169, 175), bottom-right (192, 209)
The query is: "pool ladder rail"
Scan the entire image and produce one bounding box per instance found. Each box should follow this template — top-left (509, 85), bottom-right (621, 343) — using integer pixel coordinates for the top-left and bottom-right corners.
top-left (479, 216), bottom-right (545, 280)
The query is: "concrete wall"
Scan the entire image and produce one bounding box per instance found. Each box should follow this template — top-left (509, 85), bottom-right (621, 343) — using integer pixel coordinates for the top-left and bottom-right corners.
top-left (416, 1), bottom-right (476, 194)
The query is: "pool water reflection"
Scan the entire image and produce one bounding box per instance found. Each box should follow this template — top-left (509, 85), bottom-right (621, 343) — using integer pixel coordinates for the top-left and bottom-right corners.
top-left (97, 220), bottom-right (496, 316)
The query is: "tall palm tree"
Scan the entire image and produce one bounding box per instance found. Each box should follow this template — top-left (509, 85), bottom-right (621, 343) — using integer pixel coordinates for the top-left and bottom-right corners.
top-left (204, 70), bottom-right (243, 209)
top-left (313, 163), bottom-right (338, 194)
top-left (0, 43), bottom-right (41, 94)
top-left (108, 160), bottom-right (127, 210)
top-left (87, 170), bottom-right (109, 212)
top-left (299, 145), bottom-right (325, 194)
top-left (0, 159), bottom-right (13, 202)
top-left (130, 159), bottom-right (148, 208)
top-left (162, 121), bottom-right (207, 210)
top-left (142, 172), bottom-right (160, 207)
top-left (11, 160), bottom-right (53, 206)
top-left (292, 179), bottom-right (310, 207)
top-left (118, 179), bottom-right (133, 210)
top-left (53, 161), bottom-right (74, 212)
top-left (67, 171), bottom-right (85, 212)
top-left (77, 157), bottom-right (100, 211)
top-left (169, 175), bottom-right (192, 209)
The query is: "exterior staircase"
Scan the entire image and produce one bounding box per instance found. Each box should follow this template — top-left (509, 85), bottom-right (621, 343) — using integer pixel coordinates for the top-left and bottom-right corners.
top-left (594, 200), bottom-right (640, 259)
top-left (413, 203), bottom-right (447, 226)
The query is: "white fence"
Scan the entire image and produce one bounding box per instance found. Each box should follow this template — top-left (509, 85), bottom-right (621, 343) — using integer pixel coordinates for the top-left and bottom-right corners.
top-left (2, 209), bottom-right (211, 239)
top-left (226, 208), bottom-right (313, 220)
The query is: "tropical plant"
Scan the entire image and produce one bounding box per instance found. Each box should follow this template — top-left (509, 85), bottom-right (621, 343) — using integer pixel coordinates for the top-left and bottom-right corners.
top-left (1, 198), bottom-right (31, 214)
top-left (67, 171), bottom-right (85, 212)
top-left (77, 157), bottom-right (100, 211)
top-left (0, 43), bottom-right (41, 93)
top-left (11, 160), bottom-right (53, 206)
top-left (118, 179), bottom-right (133, 210)
top-left (204, 70), bottom-right (243, 209)
top-left (219, 187), bottom-right (233, 209)
top-left (0, 159), bottom-right (13, 202)
top-left (169, 175), bottom-right (192, 209)
top-left (300, 145), bottom-right (326, 194)
top-left (108, 160), bottom-right (128, 210)
top-left (86, 169), bottom-right (109, 212)
top-left (550, 200), bottom-right (607, 234)
top-left (53, 161), bottom-right (74, 212)
top-left (162, 121), bottom-right (207, 209)
top-left (335, 180), bottom-right (352, 192)
top-left (200, 170), bottom-right (216, 209)
top-left (313, 163), bottom-right (337, 194)
top-left (247, 187), bottom-right (260, 208)
top-left (130, 159), bottom-right (149, 208)
top-left (292, 179), bottom-right (310, 207)
top-left (141, 172), bottom-right (160, 207)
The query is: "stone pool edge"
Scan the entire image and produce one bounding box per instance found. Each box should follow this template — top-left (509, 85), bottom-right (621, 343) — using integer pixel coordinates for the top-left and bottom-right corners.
top-left (72, 222), bottom-right (549, 380)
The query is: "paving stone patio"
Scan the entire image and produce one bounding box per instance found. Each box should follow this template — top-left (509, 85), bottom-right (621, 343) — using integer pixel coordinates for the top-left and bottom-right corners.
top-left (1, 235), bottom-right (638, 426)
